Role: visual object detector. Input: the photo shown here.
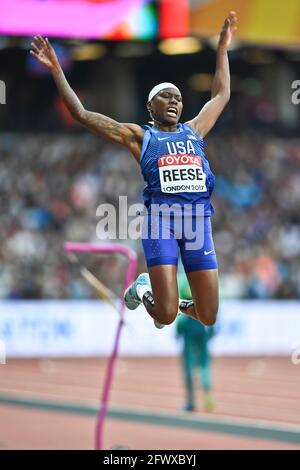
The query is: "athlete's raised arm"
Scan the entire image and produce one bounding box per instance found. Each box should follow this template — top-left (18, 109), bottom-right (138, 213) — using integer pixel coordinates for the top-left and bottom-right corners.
top-left (186, 11), bottom-right (238, 138)
top-left (30, 36), bottom-right (144, 160)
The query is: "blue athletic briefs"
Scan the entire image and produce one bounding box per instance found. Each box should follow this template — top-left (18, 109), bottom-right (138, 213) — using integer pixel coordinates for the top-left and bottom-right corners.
top-left (140, 123), bottom-right (217, 272)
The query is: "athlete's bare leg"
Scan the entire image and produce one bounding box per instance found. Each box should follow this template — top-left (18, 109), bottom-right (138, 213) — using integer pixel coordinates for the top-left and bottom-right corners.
top-left (143, 265), bottom-right (179, 325)
top-left (184, 269), bottom-right (219, 326)
top-left (143, 265), bottom-right (217, 326)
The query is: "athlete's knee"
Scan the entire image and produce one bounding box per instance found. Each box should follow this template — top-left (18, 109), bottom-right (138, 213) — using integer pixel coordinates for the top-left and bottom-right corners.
top-left (201, 314), bottom-right (217, 326)
top-left (156, 303), bottom-right (178, 325)
top-left (197, 303), bottom-right (218, 326)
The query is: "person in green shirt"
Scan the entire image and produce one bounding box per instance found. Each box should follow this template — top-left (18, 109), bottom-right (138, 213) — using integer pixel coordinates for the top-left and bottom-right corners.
top-left (176, 271), bottom-right (215, 412)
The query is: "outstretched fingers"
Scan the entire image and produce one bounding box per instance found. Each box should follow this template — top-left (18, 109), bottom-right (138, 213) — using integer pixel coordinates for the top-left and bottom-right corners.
top-left (30, 41), bottom-right (39, 54)
top-left (30, 35), bottom-right (52, 56)
top-left (37, 35), bottom-right (47, 47)
top-left (33, 35), bottom-right (42, 49)
top-left (29, 50), bottom-right (38, 59)
top-left (33, 35), bottom-right (49, 52)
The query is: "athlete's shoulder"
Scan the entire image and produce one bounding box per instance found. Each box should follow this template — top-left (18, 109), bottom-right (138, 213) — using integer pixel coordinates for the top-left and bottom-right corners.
top-left (122, 122), bottom-right (145, 140)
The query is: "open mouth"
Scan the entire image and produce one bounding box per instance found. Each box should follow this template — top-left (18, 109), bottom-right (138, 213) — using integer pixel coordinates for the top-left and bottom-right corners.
top-left (167, 107), bottom-right (177, 117)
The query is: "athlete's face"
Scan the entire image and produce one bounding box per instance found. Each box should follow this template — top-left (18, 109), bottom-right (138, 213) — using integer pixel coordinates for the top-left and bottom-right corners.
top-left (147, 88), bottom-right (183, 126)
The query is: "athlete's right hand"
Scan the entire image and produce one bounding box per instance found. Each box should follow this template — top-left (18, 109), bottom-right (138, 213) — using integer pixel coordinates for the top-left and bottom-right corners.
top-left (30, 36), bottom-right (60, 72)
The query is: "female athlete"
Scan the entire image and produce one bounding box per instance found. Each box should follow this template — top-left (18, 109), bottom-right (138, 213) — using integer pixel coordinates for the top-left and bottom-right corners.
top-left (30, 12), bottom-right (237, 328)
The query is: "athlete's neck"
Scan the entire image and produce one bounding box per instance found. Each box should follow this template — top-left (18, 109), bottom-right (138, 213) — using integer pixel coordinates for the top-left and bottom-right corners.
top-left (153, 123), bottom-right (178, 132)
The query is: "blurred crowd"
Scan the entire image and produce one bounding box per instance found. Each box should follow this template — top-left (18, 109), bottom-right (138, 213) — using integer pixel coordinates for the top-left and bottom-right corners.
top-left (0, 129), bottom-right (300, 299)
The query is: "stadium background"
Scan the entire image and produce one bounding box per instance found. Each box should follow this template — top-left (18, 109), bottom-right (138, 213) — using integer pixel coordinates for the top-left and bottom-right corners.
top-left (0, 0), bottom-right (300, 450)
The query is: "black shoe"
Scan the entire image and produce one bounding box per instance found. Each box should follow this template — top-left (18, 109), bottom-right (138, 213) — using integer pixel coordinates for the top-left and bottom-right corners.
top-left (179, 300), bottom-right (194, 313)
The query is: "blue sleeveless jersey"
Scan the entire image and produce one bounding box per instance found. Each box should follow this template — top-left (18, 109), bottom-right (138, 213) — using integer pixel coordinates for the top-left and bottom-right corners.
top-left (140, 123), bottom-right (215, 215)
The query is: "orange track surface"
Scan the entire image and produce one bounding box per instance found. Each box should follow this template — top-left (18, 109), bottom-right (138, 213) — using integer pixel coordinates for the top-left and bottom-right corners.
top-left (0, 357), bottom-right (299, 450)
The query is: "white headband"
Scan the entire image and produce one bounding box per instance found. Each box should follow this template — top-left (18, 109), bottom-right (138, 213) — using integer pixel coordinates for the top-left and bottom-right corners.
top-left (148, 82), bottom-right (180, 102)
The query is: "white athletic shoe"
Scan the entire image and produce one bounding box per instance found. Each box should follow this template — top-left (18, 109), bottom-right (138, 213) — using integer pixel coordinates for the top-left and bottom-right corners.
top-left (124, 273), bottom-right (151, 310)
top-left (124, 273), bottom-right (167, 329)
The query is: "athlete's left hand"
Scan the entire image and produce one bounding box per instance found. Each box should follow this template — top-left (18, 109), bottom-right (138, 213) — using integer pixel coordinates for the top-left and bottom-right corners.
top-left (219, 11), bottom-right (238, 49)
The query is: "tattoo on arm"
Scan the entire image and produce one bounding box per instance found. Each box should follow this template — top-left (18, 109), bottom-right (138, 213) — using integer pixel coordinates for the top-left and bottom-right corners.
top-left (80, 111), bottom-right (142, 145)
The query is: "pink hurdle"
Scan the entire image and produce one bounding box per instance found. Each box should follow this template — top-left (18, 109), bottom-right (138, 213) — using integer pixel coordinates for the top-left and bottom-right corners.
top-left (64, 242), bottom-right (138, 450)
